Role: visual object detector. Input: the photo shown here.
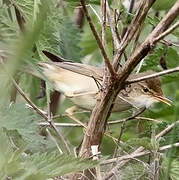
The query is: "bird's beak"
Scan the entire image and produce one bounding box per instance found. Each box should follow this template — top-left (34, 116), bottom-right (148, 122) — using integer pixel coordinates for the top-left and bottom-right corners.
top-left (153, 95), bottom-right (172, 106)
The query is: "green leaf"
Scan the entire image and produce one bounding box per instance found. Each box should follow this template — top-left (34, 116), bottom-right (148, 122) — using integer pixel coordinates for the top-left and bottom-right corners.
top-left (147, 15), bottom-right (160, 27)
top-left (15, 0), bottom-right (41, 22)
top-left (153, 0), bottom-right (177, 11)
top-left (59, 18), bottom-right (82, 62)
top-left (161, 158), bottom-right (179, 180)
top-left (15, 152), bottom-right (97, 180)
top-left (126, 137), bottom-right (152, 150)
top-left (161, 47), bottom-right (179, 84)
top-left (0, 128), bottom-right (97, 180)
top-left (0, 102), bottom-right (52, 152)
top-left (120, 161), bottom-right (148, 180)
top-left (0, 3), bottom-right (19, 46)
top-left (140, 46), bottom-right (164, 72)
top-left (36, 1), bottom-right (63, 57)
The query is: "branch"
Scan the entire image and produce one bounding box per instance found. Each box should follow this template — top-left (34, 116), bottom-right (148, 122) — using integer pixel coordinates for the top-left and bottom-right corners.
top-left (11, 77), bottom-right (48, 120)
top-left (106, 2), bottom-right (120, 50)
top-left (153, 21), bottom-right (179, 44)
top-left (155, 121), bottom-right (179, 140)
top-left (101, 0), bottom-right (107, 50)
top-left (103, 120), bottom-right (179, 179)
top-left (0, 57), bottom-right (71, 154)
top-left (161, 39), bottom-right (179, 47)
top-left (113, 0), bottom-right (156, 69)
top-left (148, 2), bottom-right (179, 40)
top-left (127, 66), bottom-right (179, 84)
top-left (80, 0), bottom-right (116, 76)
top-left (12, 78), bottom-right (71, 154)
top-left (117, 1), bottom-right (179, 82)
top-left (112, 108), bottom-right (146, 158)
top-left (75, 2), bottom-right (179, 179)
top-left (38, 115), bottom-right (161, 127)
top-left (102, 142), bottom-right (179, 166)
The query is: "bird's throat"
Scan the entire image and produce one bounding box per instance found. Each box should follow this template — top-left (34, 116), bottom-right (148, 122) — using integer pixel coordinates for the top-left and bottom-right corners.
top-left (131, 95), bottom-right (158, 109)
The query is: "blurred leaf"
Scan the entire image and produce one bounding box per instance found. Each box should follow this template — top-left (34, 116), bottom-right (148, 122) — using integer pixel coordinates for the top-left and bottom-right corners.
top-left (126, 137), bottom-right (152, 150)
top-left (153, 0), bottom-right (177, 11)
top-left (162, 73), bottom-right (179, 84)
top-left (0, 128), bottom-right (97, 180)
top-left (15, 0), bottom-right (41, 22)
top-left (35, 1), bottom-right (63, 57)
top-left (59, 18), bottom-right (82, 62)
top-left (161, 158), bottom-right (179, 180)
top-left (120, 161), bottom-right (148, 180)
top-left (141, 46), bottom-right (164, 72)
top-left (0, 102), bottom-right (52, 152)
top-left (166, 47), bottom-right (179, 68)
top-left (147, 15), bottom-right (160, 27)
top-left (16, 152), bottom-right (97, 180)
top-left (0, 3), bottom-right (18, 46)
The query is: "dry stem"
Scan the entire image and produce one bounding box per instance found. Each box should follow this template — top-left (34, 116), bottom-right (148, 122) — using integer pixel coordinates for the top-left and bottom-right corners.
top-left (80, 0), bottom-right (116, 76)
top-left (127, 66), bottom-right (179, 84)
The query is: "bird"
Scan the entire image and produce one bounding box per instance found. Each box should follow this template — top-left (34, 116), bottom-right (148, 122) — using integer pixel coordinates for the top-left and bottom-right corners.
top-left (34, 51), bottom-right (171, 113)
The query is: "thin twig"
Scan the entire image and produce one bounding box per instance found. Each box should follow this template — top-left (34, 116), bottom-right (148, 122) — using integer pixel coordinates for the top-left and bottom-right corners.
top-left (1, 60), bottom-right (71, 154)
top-left (103, 121), bottom-right (179, 179)
top-left (112, 120), bottom-right (126, 159)
top-left (106, 2), bottom-right (121, 50)
top-left (161, 39), bottom-right (179, 47)
top-left (155, 121), bottom-right (179, 140)
top-left (101, 142), bottom-right (179, 166)
top-left (113, 0), bottom-right (155, 69)
top-left (47, 99), bottom-right (71, 154)
top-left (38, 122), bottom-right (81, 127)
top-left (11, 77), bottom-right (48, 120)
top-left (46, 115), bottom-right (71, 154)
top-left (46, 128), bottom-right (63, 154)
top-left (112, 108), bottom-right (146, 158)
top-left (153, 21), bottom-right (179, 44)
top-left (38, 116), bottom-right (161, 127)
top-left (127, 66), bottom-right (179, 84)
top-left (135, 117), bottom-right (162, 123)
top-left (101, 0), bottom-right (107, 49)
top-left (136, 59), bottom-right (144, 73)
top-left (80, 0), bottom-right (116, 76)
top-left (153, 153), bottom-right (160, 180)
top-left (39, 109), bottom-right (160, 127)
top-left (39, 110), bottom-right (89, 121)
top-left (89, 4), bottom-right (102, 23)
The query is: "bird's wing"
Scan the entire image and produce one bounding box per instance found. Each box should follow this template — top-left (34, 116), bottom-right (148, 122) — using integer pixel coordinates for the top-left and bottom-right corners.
top-left (42, 51), bottom-right (103, 81)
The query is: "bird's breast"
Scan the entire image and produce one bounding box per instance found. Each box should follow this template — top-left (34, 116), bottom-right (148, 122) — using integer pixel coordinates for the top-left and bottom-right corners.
top-left (70, 94), bottom-right (97, 111)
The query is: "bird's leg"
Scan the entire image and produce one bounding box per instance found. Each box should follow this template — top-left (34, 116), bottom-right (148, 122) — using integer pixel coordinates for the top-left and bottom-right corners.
top-left (133, 107), bottom-right (146, 134)
top-left (91, 76), bottom-right (103, 92)
top-left (65, 106), bottom-right (87, 128)
top-left (64, 90), bottom-right (97, 130)
top-left (64, 90), bottom-right (97, 98)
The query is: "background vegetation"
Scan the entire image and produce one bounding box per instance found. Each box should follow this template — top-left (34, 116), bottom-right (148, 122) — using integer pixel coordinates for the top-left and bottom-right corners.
top-left (0, 0), bottom-right (178, 179)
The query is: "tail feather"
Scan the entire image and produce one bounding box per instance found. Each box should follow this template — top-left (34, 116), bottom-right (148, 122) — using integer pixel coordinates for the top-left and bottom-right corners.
top-left (42, 51), bottom-right (72, 62)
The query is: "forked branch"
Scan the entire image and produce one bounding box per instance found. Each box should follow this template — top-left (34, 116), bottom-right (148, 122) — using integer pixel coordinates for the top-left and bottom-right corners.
top-left (80, 0), bottom-right (116, 76)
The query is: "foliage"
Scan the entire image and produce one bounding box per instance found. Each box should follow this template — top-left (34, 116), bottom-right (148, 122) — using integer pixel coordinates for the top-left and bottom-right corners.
top-left (0, 0), bottom-right (178, 179)
top-left (0, 102), bottom-right (51, 152)
top-left (0, 128), bottom-right (97, 180)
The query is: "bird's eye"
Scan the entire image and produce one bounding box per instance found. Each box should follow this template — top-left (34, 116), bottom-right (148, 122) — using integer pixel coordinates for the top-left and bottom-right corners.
top-left (143, 87), bottom-right (149, 93)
